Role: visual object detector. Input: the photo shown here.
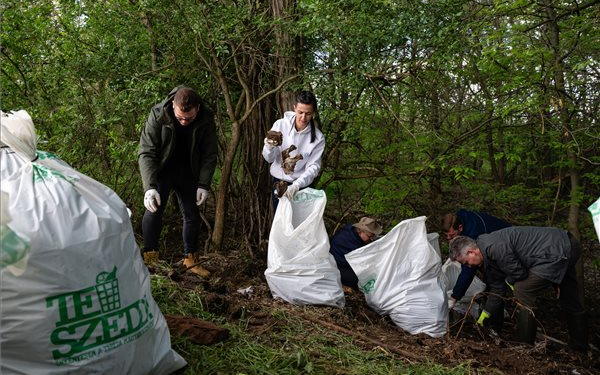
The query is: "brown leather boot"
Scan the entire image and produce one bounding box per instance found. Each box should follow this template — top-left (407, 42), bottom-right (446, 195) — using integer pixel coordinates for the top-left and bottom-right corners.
top-left (143, 250), bottom-right (160, 266)
top-left (182, 253), bottom-right (211, 278)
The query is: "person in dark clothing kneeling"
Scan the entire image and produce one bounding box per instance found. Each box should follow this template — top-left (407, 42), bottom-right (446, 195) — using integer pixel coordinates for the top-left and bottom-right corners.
top-left (448, 227), bottom-right (588, 351)
top-left (329, 217), bottom-right (383, 292)
top-left (442, 209), bottom-right (511, 309)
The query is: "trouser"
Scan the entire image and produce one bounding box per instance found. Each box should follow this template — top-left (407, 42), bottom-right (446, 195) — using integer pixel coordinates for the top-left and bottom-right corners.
top-left (513, 233), bottom-right (587, 346)
top-left (270, 176), bottom-right (316, 213)
top-left (142, 169), bottom-right (200, 255)
top-left (513, 234), bottom-right (584, 314)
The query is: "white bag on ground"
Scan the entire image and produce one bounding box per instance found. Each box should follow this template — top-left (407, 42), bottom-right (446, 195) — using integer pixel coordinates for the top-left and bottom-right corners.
top-left (440, 258), bottom-right (486, 318)
top-left (265, 188), bottom-right (345, 308)
top-left (345, 216), bottom-right (447, 337)
top-left (0, 111), bottom-right (186, 375)
top-left (427, 232), bottom-right (441, 258)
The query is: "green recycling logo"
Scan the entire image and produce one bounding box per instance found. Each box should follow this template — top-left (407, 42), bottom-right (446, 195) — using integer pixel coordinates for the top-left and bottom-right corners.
top-left (359, 279), bottom-right (376, 294)
top-left (45, 267), bottom-right (153, 365)
top-left (0, 224), bottom-right (29, 269)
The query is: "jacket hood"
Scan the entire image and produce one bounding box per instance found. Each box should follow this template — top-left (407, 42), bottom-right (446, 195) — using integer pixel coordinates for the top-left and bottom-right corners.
top-left (283, 111), bottom-right (296, 125)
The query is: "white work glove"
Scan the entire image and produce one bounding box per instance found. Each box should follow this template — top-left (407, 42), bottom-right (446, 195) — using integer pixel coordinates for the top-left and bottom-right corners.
top-left (196, 188), bottom-right (209, 205)
top-left (284, 183), bottom-right (299, 200)
top-left (263, 137), bottom-right (275, 150)
top-left (448, 297), bottom-right (456, 310)
top-left (144, 189), bottom-right (161, 213)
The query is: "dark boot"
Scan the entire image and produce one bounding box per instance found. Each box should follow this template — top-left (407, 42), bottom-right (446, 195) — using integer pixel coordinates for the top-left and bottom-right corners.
top-left (515, 308), bottom-right (537, 345)
top-left (566, 311), bottom-right (588, 351)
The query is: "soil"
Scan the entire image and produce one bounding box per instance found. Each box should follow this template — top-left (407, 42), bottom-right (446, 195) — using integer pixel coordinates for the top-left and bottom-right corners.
top-left (156, 231), bottom-right (600, 375)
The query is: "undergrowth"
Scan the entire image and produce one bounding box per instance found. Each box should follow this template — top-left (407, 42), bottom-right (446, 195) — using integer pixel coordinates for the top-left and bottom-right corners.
top-left (150, 274), bottom-right (472, 375)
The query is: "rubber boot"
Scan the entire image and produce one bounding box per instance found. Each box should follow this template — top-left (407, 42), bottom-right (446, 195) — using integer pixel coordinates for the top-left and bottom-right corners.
top-left (183, 253), bottom-right (211, 278)
top-left (515, 308), bottom-right (537, 345)
top-left (143, 250), bottom-right (160, 266)
top-left (566, 311), bottom-right (588, 351)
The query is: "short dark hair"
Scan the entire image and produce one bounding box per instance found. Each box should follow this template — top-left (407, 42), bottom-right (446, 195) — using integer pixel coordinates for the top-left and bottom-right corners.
top-left (174, 87), bottom-right (201, 112)
top-left (441, 213), bottom-right (461, 232)
top-left (448, 236), bottom-right (477, 261)
top-left (296, 91), bottom-right (317, 111)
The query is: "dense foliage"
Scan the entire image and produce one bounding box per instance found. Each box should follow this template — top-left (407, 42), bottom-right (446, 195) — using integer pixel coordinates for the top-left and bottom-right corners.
top-left (1, 0), bottom-right (599, 247)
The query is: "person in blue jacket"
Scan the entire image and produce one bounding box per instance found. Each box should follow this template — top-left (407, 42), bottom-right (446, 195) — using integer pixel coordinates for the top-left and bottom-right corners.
top-left (329, 217), bottom-right (383, 292)
top-left (442, 209), bottom-right (511, 309)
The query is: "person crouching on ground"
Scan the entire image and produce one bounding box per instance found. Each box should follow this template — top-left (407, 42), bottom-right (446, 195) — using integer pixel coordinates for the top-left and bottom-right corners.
top-left (448, 227), bottom-right (588, 351)
top-left (329, 217), bottom-right (383, 293)
top-left (442, 209), bottom-right (511, 310)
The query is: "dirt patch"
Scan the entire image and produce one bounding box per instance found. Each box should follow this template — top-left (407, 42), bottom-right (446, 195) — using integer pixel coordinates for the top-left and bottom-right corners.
top-left (155, 240), bottom-right (600, 375)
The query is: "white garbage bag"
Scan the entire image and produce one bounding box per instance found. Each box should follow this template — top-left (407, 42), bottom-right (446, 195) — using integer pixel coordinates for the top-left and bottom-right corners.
top-left (440, 259), bottom-right (486, 318)
top-left (427, 232), bottom-right (441, 258)
top-left (265, 188), bottom-right (345, 308)
top-left (345, 216), bottom-right (447, 337)
top-left (0, 190), bottom-right (30, 276)
top-left (0, 110), bottom-right (186, 375)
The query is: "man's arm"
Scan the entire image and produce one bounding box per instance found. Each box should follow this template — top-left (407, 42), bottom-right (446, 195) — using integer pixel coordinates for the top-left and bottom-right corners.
top-left (451, 264), bottom-right (477, 301)
top-left (138, 109), bottom-right (162, 191)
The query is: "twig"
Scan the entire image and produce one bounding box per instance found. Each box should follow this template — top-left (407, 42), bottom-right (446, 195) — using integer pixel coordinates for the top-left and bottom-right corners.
top-left (298, 312), bottom-right (422, 362)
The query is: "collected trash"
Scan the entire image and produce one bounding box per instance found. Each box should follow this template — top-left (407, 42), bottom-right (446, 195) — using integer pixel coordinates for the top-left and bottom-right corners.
top-left (236, 286), bottom-right (254, 297)
top-left (266, 130), bottom-right (283, 146)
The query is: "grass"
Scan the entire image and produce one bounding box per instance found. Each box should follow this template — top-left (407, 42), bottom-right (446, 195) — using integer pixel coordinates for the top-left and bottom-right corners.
top-left (150, 274), bottom-right (473, 375)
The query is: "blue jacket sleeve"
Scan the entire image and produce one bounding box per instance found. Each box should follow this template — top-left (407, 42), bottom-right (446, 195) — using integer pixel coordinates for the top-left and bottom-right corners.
top-left (451, 264), bottom-right (477, 300)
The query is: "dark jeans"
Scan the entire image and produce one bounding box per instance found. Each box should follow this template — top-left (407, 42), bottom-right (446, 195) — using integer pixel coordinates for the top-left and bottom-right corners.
top-left (513, 233), bottom-right (585, 315)
top-left (142, 169), bottom-right (199, 255)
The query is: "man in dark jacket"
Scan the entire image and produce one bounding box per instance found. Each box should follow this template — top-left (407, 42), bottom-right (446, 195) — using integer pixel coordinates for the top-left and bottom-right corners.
top-left (449, 227), bottom-right (588, 350)
top-left (442, 209), bottom-right (511, 309)
top-left (329, 217), bottom-right (383, 292)
top-left (138, 86), bottom-right (218, 277)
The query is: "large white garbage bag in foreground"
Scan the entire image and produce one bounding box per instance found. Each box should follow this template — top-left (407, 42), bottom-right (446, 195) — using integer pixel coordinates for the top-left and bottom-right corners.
top-left (0, 110), bottom-right (186, 375)
top-left (265, 188), bottom-right (345, 308)
top-left (345, 216), bottom-right (447, 337)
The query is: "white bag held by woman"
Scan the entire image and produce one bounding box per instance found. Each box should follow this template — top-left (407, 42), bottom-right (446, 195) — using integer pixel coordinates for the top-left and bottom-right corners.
top-left (265, 188), bottom-right (345, 308)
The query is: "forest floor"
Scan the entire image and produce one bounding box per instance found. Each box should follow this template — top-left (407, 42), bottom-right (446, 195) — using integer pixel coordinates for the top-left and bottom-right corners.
top-left (153, 229), bottom-right (600, 375)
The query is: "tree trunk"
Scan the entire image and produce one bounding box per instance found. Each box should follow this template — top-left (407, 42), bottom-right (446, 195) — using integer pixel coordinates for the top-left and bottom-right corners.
top-left (270, 0), bottom-right (301, 113)
top-left (542, 0), bottom-right (584, 301)
top-left (211, 120), bottom-right (241, 252)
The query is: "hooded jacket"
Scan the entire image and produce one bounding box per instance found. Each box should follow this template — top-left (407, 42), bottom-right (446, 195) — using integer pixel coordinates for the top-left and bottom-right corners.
top-left (477, 226), bottom-right (571, 317)
top-left (138, 86), bottom-right (218, 191)
top-left (262, 111), bottom-right (325, 188)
